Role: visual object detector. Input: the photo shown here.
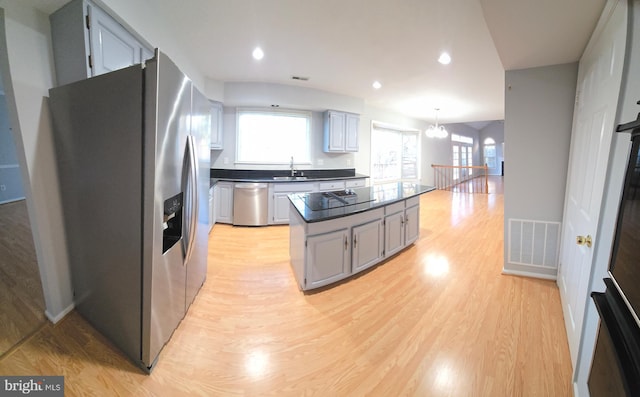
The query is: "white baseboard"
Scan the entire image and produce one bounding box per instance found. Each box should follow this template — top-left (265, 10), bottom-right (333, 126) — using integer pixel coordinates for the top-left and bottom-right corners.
top-left (501, 268), bottom-right (557, 281)
top-left (45, 303), bottom-right (74, 324)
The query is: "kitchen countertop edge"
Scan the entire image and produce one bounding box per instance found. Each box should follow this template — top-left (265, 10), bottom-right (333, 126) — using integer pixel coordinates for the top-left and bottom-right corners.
top-left (210, 174), bottom-right (369, 187)
top-left (289, 184), bottom-right (436, 223)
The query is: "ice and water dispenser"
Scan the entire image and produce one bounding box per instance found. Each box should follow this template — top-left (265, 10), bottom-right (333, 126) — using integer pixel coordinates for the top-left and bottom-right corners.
top-left (162, 192), bottom-right (183, 253)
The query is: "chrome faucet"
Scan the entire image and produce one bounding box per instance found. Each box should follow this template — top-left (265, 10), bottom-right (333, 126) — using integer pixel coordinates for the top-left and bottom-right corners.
top-left (290, 156), bottom-right (297, 176)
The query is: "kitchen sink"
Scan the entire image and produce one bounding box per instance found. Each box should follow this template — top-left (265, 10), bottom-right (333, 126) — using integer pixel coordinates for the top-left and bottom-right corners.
top-left (272, 176), bottom-right (308, 181)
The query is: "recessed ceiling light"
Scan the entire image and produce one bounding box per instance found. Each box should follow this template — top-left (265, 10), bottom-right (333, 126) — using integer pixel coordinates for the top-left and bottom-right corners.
top-left (372, 81), bottom-right (382, 90)
top-left (252, 47), bottom-right (264, 60)
top-left (438, 52), bottom-right (451, 65)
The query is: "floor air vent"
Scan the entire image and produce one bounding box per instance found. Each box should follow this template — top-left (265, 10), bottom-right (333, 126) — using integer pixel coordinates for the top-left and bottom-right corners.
top-left (508, 219), bottom-right (561, 269)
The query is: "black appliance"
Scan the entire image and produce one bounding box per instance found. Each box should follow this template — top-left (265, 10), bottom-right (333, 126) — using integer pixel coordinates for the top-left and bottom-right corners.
top-left (588, 118), bottom-right (640, 396)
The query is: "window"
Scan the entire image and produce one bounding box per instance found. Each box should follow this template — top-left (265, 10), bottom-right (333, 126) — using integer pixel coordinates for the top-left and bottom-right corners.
top-left (371, 122), bottom-right (420, 184)
top-left (484, 137), bottom-right (497, 169)
top-left (451, 134), bottom-right (473, 145)
top-left (451, 134), bottom-right (473, 180)
top-left (236, 109), bottom-right (311, 164)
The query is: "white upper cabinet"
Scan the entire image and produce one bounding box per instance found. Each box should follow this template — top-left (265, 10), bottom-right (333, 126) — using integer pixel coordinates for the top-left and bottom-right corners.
top-left (209, 101), bottom-right (224, 150)
top-left (323, 110), bottom-right (359, 153)
top-left (50, 0), bottom-right (153, 86)
top-left (88, 4), bottom-right (144, 76)
top-left (344, 113), bottom-right (360, 152)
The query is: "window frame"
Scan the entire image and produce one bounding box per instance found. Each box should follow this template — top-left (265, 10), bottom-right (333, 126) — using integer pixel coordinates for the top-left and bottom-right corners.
top-left (370, 121), bottom-right (421, 185)
top-left (484, 137), bottom-right (497, 169)
top-left (235, 108), bottom-right (312, 165)
top-left (451, 134), bottom-right (474, 180)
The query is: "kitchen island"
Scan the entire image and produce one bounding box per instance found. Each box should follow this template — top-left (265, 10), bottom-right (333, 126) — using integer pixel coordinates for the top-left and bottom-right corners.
top-left (288, 183), bottom-right (435, 291)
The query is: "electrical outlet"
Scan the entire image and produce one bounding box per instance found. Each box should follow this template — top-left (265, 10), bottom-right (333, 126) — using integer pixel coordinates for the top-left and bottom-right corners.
top-left (317, 159), bottom-right (324, 166)
top-left (223, 157), bottom-right (229, 165)
top-left (346, 159), bottom-right (351, 166)
top-left (0, 184), bottom-right (5, 191)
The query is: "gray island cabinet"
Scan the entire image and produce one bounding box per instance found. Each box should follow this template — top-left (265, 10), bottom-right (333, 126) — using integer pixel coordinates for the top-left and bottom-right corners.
top-left (288, 183), bottom-right (434, 291)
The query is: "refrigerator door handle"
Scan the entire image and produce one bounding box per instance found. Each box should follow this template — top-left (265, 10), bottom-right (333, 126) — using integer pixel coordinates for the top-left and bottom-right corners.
top-left (183, 135), bottom-right (198, 266)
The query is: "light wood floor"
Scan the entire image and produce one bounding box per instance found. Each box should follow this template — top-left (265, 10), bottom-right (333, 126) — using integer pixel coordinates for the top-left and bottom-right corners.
top-left (0, 179), bottom-right (573, 396)
top-left (0, 200), bottom-right (46, 357)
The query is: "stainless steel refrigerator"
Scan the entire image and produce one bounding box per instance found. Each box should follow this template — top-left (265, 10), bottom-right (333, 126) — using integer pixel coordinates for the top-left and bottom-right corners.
top-left (48, 50), bottom-right (210, 372)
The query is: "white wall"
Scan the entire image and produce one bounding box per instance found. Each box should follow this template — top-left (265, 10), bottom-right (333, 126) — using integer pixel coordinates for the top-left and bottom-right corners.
top-left (0, 2), bottom-right (73, 321)
top-left (205, 77), bottom-right (224, 102)
top-left (503, 62), bottom-right (578, 278)
top-left (480, 121), bottom-right (505, 175)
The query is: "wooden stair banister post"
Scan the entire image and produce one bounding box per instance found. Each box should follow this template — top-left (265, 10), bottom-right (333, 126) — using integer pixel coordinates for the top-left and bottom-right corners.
top-left (484, 164), bottom-right (488, 194)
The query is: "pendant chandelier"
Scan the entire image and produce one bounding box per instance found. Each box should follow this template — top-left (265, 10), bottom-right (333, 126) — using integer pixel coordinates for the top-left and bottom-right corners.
top-left (425, 108), bottom-right (448, 139)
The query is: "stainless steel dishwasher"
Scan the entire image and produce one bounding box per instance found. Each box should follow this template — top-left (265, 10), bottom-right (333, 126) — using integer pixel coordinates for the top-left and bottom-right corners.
top-left (233, 183), bottom-right (269, 226)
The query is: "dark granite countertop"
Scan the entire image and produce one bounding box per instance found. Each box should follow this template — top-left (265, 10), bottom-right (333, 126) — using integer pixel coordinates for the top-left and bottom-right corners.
top-left (289, 183), bottom-right (436, 223)
top-left (209, 168), bottom-right (368, 187)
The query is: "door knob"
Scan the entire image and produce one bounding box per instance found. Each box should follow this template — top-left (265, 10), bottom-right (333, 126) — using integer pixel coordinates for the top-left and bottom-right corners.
top-left (576, 235), bottom-right (592, 248)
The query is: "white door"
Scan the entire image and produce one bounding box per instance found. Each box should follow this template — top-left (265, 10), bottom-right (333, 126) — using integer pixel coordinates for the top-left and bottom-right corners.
top-left (557, 0), bottom-right (626, 367)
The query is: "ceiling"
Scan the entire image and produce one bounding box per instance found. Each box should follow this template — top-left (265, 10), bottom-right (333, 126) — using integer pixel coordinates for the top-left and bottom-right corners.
top-left (29, 0), bottom-right (606, 124)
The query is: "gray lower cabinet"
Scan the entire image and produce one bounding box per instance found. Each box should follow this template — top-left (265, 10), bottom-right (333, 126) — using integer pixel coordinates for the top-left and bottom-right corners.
top-left (384, 198), bottom-right (420, 256)
top-left (270, 182), bottom-right (315, 224)
top-left (352, 219), bottom-right (384, 273)
top-left (208, 186), bottom-right (215, 232)
top-left (272, 193), bottom-right (292, 224)
top-left (289, 196), bottom-right (421, 291)
top-left (306, 229), bottom-right (350, 289)
top-left (405, 204), bottom-right (420, 246)
top-left (215, 182), bottom-right (234, 224)
top-left (384, 210), bottom-right (405, 258)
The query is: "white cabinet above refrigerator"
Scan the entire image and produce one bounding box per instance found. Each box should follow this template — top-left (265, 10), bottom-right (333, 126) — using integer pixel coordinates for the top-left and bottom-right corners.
top-left (50, 0), bottom-right (153, 86)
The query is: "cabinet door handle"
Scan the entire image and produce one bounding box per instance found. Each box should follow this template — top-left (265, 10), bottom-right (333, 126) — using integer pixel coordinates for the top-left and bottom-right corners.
top-left (344, 235), bottom-right (348, 250)
top-left (354, 235), bottom-right (357, 248)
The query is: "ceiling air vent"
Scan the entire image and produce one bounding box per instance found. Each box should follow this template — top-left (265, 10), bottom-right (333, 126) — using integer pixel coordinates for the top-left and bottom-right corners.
top-left (291, 76), bottom-right (309, 81)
